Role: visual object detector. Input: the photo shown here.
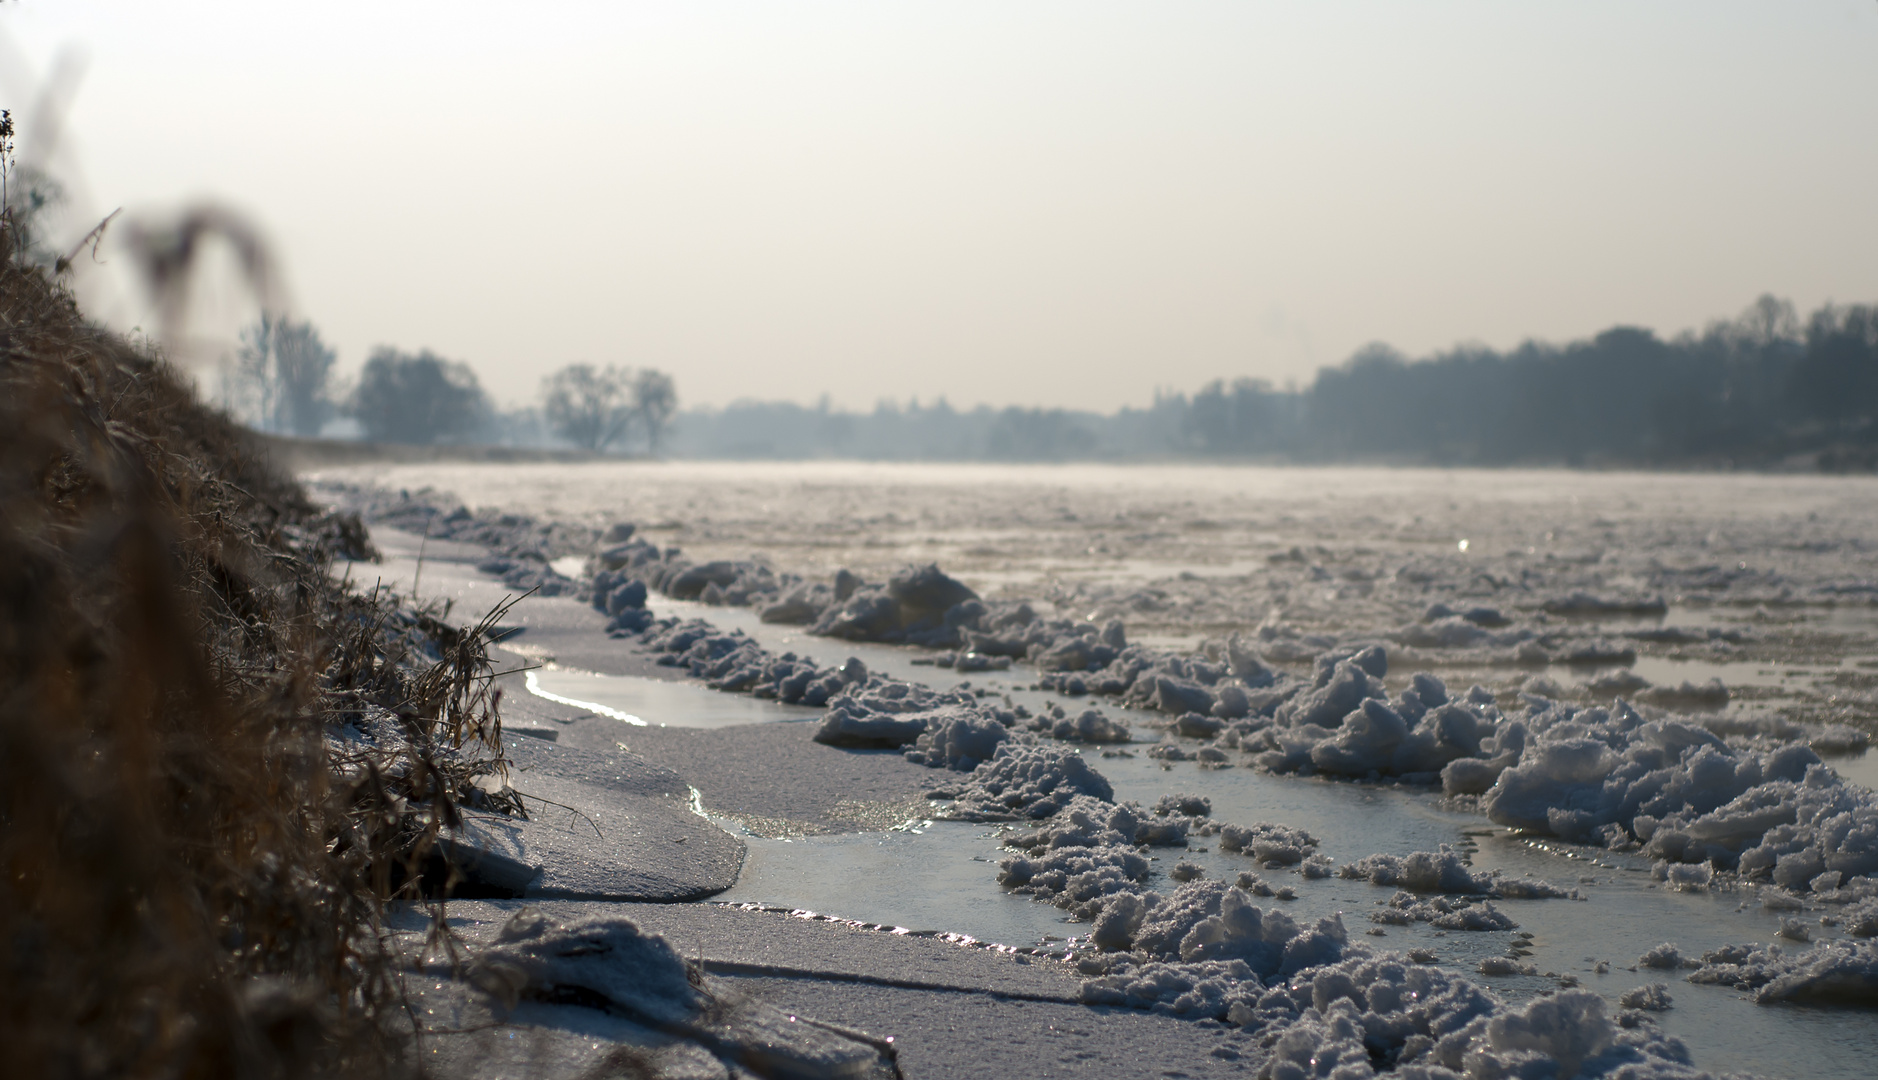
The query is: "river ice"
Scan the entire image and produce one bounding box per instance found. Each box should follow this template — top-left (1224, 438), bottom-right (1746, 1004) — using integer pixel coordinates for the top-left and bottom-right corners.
top-left (314, 462), bottom-right (1878, 1079)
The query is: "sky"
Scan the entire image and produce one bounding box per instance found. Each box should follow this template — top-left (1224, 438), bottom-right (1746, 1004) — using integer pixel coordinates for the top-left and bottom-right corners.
top-left (2, 1), bottom-right (1875, 413)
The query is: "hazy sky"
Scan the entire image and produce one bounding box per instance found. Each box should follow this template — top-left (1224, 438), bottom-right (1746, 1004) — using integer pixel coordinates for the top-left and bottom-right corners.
top-left (3, 1), bottom-right (1875, 412)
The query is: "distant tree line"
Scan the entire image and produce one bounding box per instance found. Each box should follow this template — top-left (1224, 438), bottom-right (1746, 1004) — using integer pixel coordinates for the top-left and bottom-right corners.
top-left (671, 295), bottom-right (1878, 469)
top-left (224, 320), bottom-right (678, 453)
top-left (1299, 296), bottom-right (1876, 467)
top-left (223, 293), bottom-right (1875, 467)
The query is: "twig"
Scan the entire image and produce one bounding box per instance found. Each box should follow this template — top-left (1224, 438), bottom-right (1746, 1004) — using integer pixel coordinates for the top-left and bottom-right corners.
top-left (509, 789), bottom-right (603, 839)
top-left (412, 515), bottom-right (432, 600)
top-left (54, 208), bottom-right (120, 275)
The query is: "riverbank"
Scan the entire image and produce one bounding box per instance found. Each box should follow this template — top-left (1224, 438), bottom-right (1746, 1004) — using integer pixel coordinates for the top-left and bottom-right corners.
top-left (0, 260), bottom-right (916, 1079)
top-left (0, 261), bottom-right (426, 1075)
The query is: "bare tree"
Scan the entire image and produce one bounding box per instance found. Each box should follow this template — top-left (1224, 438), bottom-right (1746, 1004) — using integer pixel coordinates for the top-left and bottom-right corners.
top-left (274, 318), bottom-right (339, 436)
top-left (541, 363), bottom-right (635, 451)
top-left (232, 315), bottom-right (282, 430)
top-left (232, 312), bottom-right (338, 435)
top-left (633, 369), bottom-right (677, 456)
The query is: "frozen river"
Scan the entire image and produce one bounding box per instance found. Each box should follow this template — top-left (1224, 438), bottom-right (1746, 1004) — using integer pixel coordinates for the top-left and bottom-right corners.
top-left (314, 461), bottom-right (1878, 1079)
top-left (319, 460), bottom-right (1878, 730)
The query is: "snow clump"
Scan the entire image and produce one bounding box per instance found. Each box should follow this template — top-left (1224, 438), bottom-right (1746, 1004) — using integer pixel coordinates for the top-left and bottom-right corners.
top-left (1336, 847), bottom-right (1575, 900)
top-left (634, 617), bottom-right (864, 707)
top-left (1024, 703), bottom-right (1132, 743)
top-left (939, 744), bottom-right (1115, 821)
top-left (1620, 983), bottom-right (1674, 1011)
top-left (812, 677), bottom-right (1013, 748)
top-left (1638, 944), bottom-right (1686, 970)
top-left (1687, 938), bottom-right (1878, 1004)
top-left (1217, 822), bottom-right (1320, 866)
top-left (1085, 952), bottom-right (1720, 1079)
top-left (1370, 893), bottom-right (1519, 932)
top-left (901, 709), bottom-right (1016, 769)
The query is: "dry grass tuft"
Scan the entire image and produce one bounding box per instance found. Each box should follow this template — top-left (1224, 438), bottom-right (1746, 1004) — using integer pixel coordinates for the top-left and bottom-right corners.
top-left (1, 252), bottom-right (507, 1074)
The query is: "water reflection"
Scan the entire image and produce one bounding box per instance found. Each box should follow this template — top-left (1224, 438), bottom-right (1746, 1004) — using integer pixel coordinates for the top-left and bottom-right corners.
top-left (526, 666), bottom-right (820, 729)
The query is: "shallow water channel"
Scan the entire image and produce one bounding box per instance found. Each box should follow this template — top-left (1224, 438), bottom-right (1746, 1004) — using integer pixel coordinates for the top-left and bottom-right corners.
top-left (521, 595), bottom-right (1878, 1080)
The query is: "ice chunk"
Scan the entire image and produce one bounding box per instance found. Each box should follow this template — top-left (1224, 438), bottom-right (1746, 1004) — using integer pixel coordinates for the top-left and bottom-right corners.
top-left (758, 582), bottom-right (831, 624)
top-left (1338, 847), bottom-right (1487, 894)
top-left (814, 676), bottom-right (1009, 748)
top-left (1185, 954), bottom-right (1708, 1078)
top-left (1113, 881), bottom-right (1351, 977)
top-left (1844, 898), bottom-right (1878, 937)
top-left (1154, 792), bottom-right (1212, 817)
top-left (1276, 658), bottom-right (1384, 729)
top-left (1638, 679), bottom-right (1730, 710)
top-left (1078, 956), bottom-right (1264, 1017)
top-left (1478, 956), bottom-right (1538, 976)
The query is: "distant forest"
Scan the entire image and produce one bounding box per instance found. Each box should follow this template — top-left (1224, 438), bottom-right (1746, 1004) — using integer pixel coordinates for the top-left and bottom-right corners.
top-left (670, 296), bottom-right (1878, 469)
